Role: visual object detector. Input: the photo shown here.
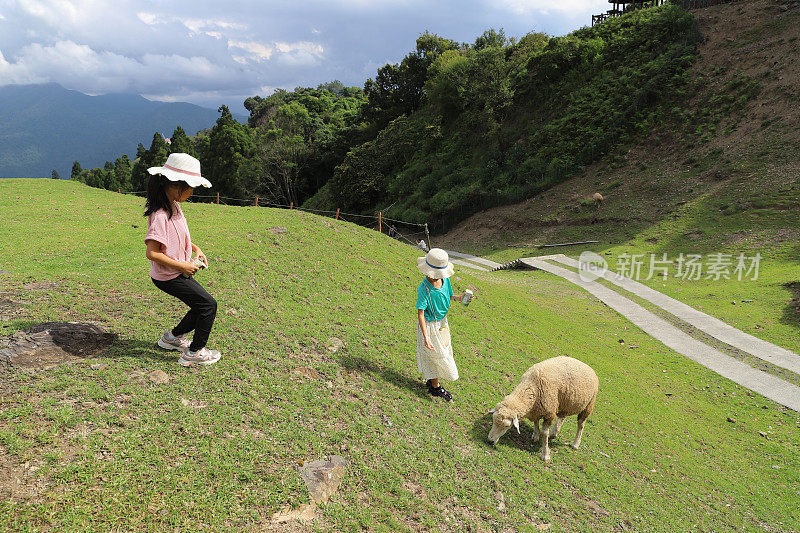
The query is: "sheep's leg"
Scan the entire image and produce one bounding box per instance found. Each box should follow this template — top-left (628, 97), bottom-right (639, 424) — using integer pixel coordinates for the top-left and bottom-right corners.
top-left (540, 418), bottom-right (553, 462)
top-left (551, 417), bottom-right (564, 439)
top-left (532, 418), bottom-right (541, 443)
top-left (571, 414), bottom-right (588, 450)
top-left (571, 399), bottom-right (595, 450)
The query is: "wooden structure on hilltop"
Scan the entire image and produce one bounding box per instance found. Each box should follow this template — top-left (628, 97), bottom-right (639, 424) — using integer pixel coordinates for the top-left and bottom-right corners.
top-left (592, 0), bottom-right (666, 26)
top-left (591, 0), bottom-right (736, 25)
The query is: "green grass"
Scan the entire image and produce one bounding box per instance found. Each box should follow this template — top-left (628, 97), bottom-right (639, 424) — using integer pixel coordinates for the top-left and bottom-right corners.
top-left (1, 179), bottom-right (798, 531)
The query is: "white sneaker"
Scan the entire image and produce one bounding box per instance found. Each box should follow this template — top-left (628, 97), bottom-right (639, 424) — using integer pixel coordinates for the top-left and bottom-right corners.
top-left (178, 347), bottom-right (221, 366)
top-left (157, 330), bottom-right (190, 351)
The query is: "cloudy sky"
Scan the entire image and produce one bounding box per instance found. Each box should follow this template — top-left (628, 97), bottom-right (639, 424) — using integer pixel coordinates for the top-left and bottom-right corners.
top-left (0, 0), bottom-right (606, 114)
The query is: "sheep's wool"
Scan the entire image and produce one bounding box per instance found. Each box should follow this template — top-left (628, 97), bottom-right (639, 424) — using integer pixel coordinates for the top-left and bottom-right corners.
top-left (416, 317), bottom-right (459, 381)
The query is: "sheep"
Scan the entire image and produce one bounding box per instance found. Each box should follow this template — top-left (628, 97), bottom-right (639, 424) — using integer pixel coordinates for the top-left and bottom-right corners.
top-left (487, 356), bottom-right (599, 462)
top-left (593, 192), bottom-right (604, 207)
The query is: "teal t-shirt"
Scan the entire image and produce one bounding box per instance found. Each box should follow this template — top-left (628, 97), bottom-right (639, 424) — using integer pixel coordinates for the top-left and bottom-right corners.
top-left (416, 277), bottom-right (453, 322)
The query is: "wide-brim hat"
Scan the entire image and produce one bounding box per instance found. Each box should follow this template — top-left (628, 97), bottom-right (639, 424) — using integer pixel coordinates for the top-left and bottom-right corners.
top-left (417, 248), bottom-right (455, 279)
top-left (148, 152), bottom-right (212, 188)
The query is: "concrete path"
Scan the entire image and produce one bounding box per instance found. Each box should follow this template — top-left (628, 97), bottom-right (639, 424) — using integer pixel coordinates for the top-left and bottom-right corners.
top-left (543, 254), bottom-right (800, 375)
top-left (446, 250), bottom-right (502, 271)
top-left (521, 257), bottom-right (800, 411)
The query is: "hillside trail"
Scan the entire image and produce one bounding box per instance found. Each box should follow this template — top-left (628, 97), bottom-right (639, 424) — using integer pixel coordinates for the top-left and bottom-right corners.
top-left (447, 250), bottom-right (800, 411)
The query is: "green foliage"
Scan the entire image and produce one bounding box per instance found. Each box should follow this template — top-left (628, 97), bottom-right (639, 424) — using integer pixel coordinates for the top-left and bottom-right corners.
top-left (70, 161), bottom-right (82, 180)
top-left (201, 106), bottom-right (256, 199)
top-left (363, 32), bottom-right (460, 129)
top-left (168, 125), bottom-right (196, 156)
top-left (331, 5), bottom-right (700, 227)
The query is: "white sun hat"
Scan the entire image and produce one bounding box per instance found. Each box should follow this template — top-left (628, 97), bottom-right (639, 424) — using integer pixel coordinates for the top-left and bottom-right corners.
top-left (147, 153), bottom-right (212, 188)
top-left (417, 248), bottom-right (455, 279)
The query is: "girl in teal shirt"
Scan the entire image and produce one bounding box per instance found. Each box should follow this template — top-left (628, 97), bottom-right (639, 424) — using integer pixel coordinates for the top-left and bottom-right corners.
top-left (415, 248), bottom-right (466, 401)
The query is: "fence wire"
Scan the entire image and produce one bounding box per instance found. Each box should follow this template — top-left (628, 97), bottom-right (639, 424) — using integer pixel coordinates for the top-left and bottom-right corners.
top-left (120, 189), bottom-right (431, 247)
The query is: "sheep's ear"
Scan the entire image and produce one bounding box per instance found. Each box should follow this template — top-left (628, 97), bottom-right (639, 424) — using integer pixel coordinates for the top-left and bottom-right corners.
top-left (487, 408), bottom-right (496, 414)
top-left (513, 417), bottom-right (520, 434)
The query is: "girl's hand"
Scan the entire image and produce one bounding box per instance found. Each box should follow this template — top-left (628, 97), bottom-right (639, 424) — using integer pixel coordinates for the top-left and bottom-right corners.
top-left (424, 337), bottom-right (434, 350)
top-left (179, 261), bottom-right (200, 276)
top-left (195, 248), bottom-right (207, 266)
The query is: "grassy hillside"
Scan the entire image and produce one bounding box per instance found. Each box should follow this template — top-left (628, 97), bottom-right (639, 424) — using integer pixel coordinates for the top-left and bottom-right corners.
top-left (0, 179), bottom-right (798, 531)
top-left (440, 0), bottom-right (800, 353)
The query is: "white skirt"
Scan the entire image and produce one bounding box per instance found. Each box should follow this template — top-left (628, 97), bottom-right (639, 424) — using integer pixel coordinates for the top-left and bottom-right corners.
top-left (416, 316), bottom-right (459, 381)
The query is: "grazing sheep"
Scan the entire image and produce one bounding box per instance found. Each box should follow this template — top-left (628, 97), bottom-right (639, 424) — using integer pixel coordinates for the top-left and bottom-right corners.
top-left (593, 192), bottom-right (604, 207)
top-left (487, 356), bottom-right (599, 462)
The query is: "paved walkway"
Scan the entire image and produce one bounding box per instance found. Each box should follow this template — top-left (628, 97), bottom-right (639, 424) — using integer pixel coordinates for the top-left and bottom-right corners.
top-left (520, 257), bottom-right (800, 411)
top-left (544, 254), bottom-right (800, 374)
top-left (446, 251), bottom-right (502, 272)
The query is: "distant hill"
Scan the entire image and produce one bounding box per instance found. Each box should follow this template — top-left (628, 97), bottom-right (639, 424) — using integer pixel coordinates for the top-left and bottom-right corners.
top-left (0, 83), bottom-right (245, 178)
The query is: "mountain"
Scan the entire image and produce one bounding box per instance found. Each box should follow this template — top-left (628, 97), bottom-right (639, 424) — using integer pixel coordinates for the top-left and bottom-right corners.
top-left (0, 83), bottom-right (245, 178)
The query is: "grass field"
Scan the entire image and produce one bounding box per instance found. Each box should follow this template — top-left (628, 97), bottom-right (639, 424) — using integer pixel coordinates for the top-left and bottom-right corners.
top-left (1, 179), bottom-right (798, 531)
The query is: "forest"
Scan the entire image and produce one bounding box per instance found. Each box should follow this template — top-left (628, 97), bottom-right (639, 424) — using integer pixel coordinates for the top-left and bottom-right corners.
top-left (75, 5), bottom-right (698, 229)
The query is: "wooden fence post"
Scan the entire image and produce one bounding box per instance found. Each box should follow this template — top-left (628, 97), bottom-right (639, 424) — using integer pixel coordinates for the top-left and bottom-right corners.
top-left (378, 212), bottom-right (382, 233)
top-left (255, 196), bottom-right (258, 207)
top-left (290, 202), bottom-right (294, 209)
top-left (335, 208), bottom-right (340, 220)
top-left (216, 192), bottom-right (219, 204)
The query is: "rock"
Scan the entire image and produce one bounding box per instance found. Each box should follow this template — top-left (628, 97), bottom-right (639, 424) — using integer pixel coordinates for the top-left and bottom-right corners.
top-left (726, 417), bottom-right (736, 423)
top-left (495, 491), bottom-right (506, 511)
top-left (268, 226), bottom-right (288, 235)
top-left (90, 363), bottom-right (108, 370)
top-left (294, 367), bottom-right (321, 380)
top-left (2, 322), bottom-right (116, 370)
top-left (535, 524), bottom-right (551, 531)
top-left (299, 455), bottom-right (347, 503)
top-left (148, 369), bottom-right (170, 385)
top-left (758, 430), bottom-right (768, 438)
top-left (271, 503), bottom-right (316, 524)
top-left (180, 397), bottom-right (208, 409)
top-left (326, 337), bottom-right (345, 353)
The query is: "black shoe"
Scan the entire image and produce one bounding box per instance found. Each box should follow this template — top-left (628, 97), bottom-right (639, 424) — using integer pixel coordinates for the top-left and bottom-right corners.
top-left (426, 380), bottom-right (453, 401)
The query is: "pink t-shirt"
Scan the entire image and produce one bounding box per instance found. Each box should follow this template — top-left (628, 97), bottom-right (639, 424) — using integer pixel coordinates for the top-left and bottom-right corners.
top-left (144, 202), bottom-right (192, 281)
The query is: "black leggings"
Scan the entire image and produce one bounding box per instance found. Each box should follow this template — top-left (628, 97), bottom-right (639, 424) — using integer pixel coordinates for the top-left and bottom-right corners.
top-left (152, 275), bottom-right (217, 352)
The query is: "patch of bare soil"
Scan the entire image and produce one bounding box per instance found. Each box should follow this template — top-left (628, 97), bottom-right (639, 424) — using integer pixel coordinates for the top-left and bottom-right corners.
top-left (0, 322), bottom-right (116, 370)
top-left (0, 451), bottom-right (48, 504)
top-left (439, 0), bottom-right (800, 250)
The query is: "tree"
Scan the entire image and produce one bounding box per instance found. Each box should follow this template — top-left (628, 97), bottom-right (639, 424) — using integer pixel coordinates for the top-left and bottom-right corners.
top-left (51, 169), bottom-right (60, 180)
top-left (70, 161), bottom-right (82, 180)
top-left (363, 32), bottom-right (459, 129)
top-left (201, 106), bottom-right (255, 199)
top-left (114, 155), bottom-right (133, 191)
top-left (168, 126), bottom-right (195, 156)
top-left (474, 29), bottom-right (508, 51)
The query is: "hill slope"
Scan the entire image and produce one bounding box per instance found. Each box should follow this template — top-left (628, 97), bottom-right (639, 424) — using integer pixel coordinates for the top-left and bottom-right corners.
top-left (0, 83), bottom-right (245, 179)
top-left (441, 0), bottom-right (800, 254)
top-left (0, 179), bottom-right (797, 531)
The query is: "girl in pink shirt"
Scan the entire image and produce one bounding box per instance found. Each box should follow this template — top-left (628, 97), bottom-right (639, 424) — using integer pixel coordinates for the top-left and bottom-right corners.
top-left (144, 153), bottom-right (221, 366)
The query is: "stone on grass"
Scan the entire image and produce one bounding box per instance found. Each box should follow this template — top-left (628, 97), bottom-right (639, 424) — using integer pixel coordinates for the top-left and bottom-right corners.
top-left (1, 322), bottom-right (116, 370)
top-left (180, 397), bottom-right (208, 409)
top-left (325, 337), bottom-right (345, 353)
top-left (90, 363), bottom-right (108, 370)
top-left (271, 503), bottom-right (316, 524)
top-left (268, 226), bottom-right (288, 235)
top-left (148, 369), bottom-right (170, 385)
top-left (294, 367), bottom-right (321, 380)
top-left (300, 455), bottom-right (347, 504)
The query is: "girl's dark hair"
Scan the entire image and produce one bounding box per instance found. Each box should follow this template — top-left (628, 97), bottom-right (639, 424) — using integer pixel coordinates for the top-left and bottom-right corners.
top-left (143, 175), bottom-right (189, 218)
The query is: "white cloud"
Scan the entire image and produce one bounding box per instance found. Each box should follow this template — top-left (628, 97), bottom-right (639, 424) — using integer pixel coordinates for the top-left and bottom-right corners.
top-left (228, 40), bottom-right (274, 62)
